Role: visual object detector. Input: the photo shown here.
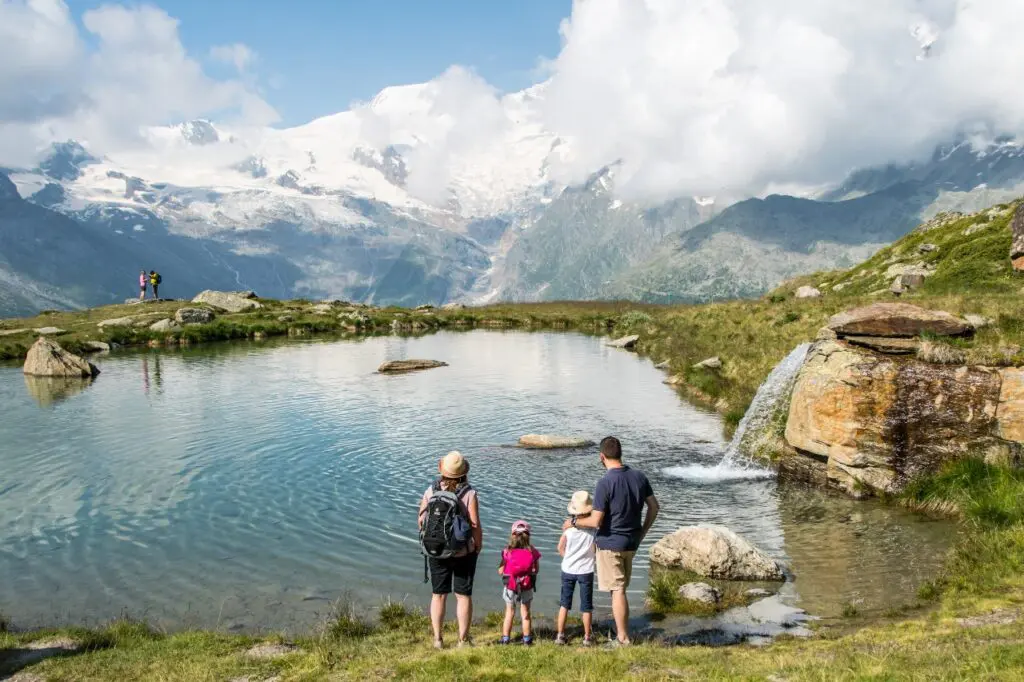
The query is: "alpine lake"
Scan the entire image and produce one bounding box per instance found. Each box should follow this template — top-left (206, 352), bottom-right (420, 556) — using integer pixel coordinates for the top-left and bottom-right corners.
top-left (0, 331), bottom-right (953, 642)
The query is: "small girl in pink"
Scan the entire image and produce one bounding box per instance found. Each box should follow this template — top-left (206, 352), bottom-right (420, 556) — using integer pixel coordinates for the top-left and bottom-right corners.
top-left (497, 520), bottom-right (541, 645)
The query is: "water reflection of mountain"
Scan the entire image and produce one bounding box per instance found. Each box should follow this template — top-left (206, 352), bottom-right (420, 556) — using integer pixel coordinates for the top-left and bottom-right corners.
top-left (23, 374), bottom-right (95, 408)
top-left (776, 485), bottom-right (953, 617)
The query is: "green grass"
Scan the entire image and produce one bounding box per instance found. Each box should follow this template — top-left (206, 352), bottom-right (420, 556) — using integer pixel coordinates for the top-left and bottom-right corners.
top-left (644, 571), bottom-right (756, 617)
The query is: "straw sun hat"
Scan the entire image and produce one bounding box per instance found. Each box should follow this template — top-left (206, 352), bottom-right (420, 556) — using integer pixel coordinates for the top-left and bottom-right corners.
top-left (567, 490), bottom-right (593, 516)
top-left (439, 451), bottom-right (469, 478)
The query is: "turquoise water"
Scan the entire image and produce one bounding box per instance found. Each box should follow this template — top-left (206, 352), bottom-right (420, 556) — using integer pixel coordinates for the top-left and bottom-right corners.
top-left (0, 332), bottom-right (950, 633)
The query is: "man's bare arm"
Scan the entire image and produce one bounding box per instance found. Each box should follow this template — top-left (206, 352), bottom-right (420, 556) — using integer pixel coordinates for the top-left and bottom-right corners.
top-left (640, 495), bottom-right (660, 542)
top-left (564, 510), bottom-right (604, 531)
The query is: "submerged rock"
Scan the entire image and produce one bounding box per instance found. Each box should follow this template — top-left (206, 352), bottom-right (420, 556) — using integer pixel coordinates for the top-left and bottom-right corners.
top-left (827, 303), bottom-right (972, 338)
top-left (517, 435), bottom-right (596, 449)
top-left (174, 307), bottom-right (215, 325)
top-left (377, 359), bottom-right (448, 374)
top-left (678, 582), bottom-right (722, 605)
top-left (192, 290), bottom-right (262, 313)
top-left (23, 337), bottom-right (99, 378)
top-left (650, 526), bottom-right (785, 581)
top-left (607, 334), bottom-right (640, 350)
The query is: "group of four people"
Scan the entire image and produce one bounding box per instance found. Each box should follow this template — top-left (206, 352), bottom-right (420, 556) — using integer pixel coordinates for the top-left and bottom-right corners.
top-left (417, 436), bottom-right (660, 648)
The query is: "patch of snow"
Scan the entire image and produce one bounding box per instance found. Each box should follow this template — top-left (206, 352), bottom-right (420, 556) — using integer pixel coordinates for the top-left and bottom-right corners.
top-left (610, 199), bottom-right (623, 210)
top-left (132, 224), bottom-right (145, 232)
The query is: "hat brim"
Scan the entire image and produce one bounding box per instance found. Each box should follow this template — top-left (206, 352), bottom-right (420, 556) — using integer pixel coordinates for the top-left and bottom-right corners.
top-left (439, 460), bottom-right (469, 478)
top-left (567, 501), bottom-right (593, 515)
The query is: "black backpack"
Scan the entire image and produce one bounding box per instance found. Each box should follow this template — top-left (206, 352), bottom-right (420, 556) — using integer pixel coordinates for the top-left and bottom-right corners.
top-left (420, 481), bottom-right (472, 579)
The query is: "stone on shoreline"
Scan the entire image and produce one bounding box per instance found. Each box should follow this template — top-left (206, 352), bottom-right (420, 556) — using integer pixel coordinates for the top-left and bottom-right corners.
top-left (678, 582), bottom-right (721, 605)
top-left (149, 319), bottom-right (182, 333)
top-left (607, 334), bottom-right (640, 350)
top-left (693, 356), bottom-right (723, 370)
top-left (377, 359), bottom-right (448, 374)
top-left (23, 337), bottom-right (99, 378)
top-left (192, 290), bottom-right (262, 313)
top-left (81, 341), bottom-right (111, 353)
top-left (650, 526), bottom-right (785, 581)
top-left (517, 435), bottom-right (596, 449)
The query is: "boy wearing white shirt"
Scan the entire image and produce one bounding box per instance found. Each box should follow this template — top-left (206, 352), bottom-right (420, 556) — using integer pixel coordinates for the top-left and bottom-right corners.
top-left (555, 490), bottom-right (597, 646)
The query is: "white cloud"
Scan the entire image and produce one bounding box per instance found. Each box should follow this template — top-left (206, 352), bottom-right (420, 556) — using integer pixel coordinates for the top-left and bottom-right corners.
top-left (210, 43), bottom-right (257, 73)
top-left (538, 0), bottom-right (1024, 200)
top-left (0, 1), bottom-right (277, 166)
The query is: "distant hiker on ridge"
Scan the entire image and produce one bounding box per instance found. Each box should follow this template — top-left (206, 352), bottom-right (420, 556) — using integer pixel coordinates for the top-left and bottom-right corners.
top-left (149, 270), bottom-right (162, 299)
top-left (138, 270), bottom-right (147, 300)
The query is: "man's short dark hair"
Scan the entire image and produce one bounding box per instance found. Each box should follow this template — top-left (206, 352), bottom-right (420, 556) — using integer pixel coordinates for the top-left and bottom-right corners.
top-left (600, 436), bottom-right (622, 460)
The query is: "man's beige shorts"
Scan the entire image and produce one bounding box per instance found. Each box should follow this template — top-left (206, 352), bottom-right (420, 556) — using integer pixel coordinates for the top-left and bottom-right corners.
top-left (596, 548), bottom-right (635, 592)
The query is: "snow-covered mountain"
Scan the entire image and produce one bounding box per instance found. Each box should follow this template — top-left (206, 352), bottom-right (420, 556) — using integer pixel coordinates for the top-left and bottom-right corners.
top-left (2, 78), bottom-right (1024, 316)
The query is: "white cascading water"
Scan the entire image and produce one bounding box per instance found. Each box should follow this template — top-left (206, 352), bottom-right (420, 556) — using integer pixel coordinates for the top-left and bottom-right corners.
top-left (664, 343), bottom-right (813, 482)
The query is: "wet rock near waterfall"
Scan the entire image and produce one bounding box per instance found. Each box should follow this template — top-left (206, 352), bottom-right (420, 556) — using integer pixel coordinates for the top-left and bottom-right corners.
top-left (174, 307), bottom-right (215, 325)
top-left (794, 286), bottom-right (821, 299)
top-left (23, 338), bottom-right (99, 378)
top-left (1010, 203), bottom-right (1024, 271)
top-left (678, 582), bottom-right (722, 605)
top-left (517, 435), bottom-right (596, 449)
top-left (607, 334), bottom-right (640, 350)
top-left (650, 526), bottom-right (786, 581)
top-left (783, 340), bottom-right (1020, 497)
top-left (826, 303), bottom-right (973, 339)
top-left (377, 359), bottom-right (448, 374)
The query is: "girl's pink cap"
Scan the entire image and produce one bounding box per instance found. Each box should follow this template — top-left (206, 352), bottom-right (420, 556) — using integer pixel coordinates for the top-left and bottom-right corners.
top-left (511, 519), bottom-right (531, 535)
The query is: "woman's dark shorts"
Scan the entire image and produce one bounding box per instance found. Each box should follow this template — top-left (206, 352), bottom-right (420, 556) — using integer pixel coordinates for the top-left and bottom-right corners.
top-left (559, 571), bottom-right (594, 612)
top-left (429, 552), bottom-right (479, 596)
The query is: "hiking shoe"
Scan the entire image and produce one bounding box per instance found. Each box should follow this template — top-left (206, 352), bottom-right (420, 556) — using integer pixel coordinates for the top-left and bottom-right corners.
top-left (581, 636), bottom-right (593, 647)
top-left (433, 639), bottom-right (444, 650)
top-left (554, 633), bottom-right (567, 645)
top-left (522, 635), bottom-right (534, 646)
top-left (498, 636), bottom-right (511, 645)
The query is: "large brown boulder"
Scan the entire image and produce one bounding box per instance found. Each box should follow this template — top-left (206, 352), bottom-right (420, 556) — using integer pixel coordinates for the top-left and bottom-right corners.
top-left (784, 341), bottom-right (1012, 496)
top-left (826, 303), bottom-right (972, 339)
top-left (1010, 204), bottom-right (1024, 270)
top-left (23, 338), bottom-right (99, 378)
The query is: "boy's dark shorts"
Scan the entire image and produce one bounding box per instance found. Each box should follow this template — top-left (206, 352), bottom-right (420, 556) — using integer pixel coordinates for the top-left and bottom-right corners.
top-left (429, 552), bottom-right (479, 596)
top-left (559, 571), bottom-right (595, 612)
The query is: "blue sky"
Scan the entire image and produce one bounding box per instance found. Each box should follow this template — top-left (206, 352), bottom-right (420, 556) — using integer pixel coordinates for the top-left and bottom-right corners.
top-left (68, 0), bottom-right (572, 127)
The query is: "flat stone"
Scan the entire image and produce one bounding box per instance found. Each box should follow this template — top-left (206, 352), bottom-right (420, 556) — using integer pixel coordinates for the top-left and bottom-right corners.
top-left (32, 327), bottom-right (67, 335)
top-left (192, 290), bottom-right (262, 313)
top-left (0, 328), bottom-right (30, 336)
top-left (517, 435), bottom-right (596, 449)
top-left (843, 335), bottom-right (920, 354)
top-left (827, 303), bottom-right (973, 338)
top-left (377, 359), bottom-right (448, 374)
top-left (693, 356), bottom-right (723, 370)
top-left (607, 334), bottom-right (640, 349)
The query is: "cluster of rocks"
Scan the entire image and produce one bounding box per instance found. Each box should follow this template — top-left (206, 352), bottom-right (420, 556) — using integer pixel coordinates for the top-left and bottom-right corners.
top-left (784, 302), bottom-right (1023, 497)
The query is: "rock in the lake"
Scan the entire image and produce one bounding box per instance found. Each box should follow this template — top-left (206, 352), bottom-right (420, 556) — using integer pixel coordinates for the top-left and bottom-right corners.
top-left (650, 526), bottom-right (785, 581)
top-left (377, 359), bottom-right (448, 374)
top-left (81, 341), bottom-right (111, 353)
top-left (1010, 204), bottom-right (1024, 271)
top-left (693, 356), bottom-right (723, 370)
top-left (149, 319), bottom-right (182, 333)
top-left (678, 582), bottom-right (722, 605)
top-left (826, 303), bottom-right (973, 339)
top-left (192, 290), bottom-right (262, 313)
top-left (32, 327), bottom-right (67, 335)
top-left (23, 338), bottom-right (99, 378)
top-left (843, 335), bottom-right (920, 355)
top-left (783, 340), bottom-right (1011, 496)
top-left (607, 334), bottom-right (640, 350)
top-left (174, 308), bottom-right (215, 325)
top-left (517, 435), bottom-right (596, 449)
top-left (795, 286), bottom-right (821, 299)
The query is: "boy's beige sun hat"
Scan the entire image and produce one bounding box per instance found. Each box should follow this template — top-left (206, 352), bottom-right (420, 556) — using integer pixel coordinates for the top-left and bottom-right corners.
top-left (567, 490), bottom-right (593, 516)
top-left (439, 451), bottom-right (469, 478)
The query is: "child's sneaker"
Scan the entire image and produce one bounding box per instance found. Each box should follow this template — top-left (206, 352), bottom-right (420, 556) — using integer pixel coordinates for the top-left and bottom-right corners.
top-left (554, 633), bottom-right (566, 645)
top-left (498, 636), bottom-right (511, 645)
top-left (581, 635), bottom-right (593, 647)
top-left (522, 635), bottom-right (534, 646)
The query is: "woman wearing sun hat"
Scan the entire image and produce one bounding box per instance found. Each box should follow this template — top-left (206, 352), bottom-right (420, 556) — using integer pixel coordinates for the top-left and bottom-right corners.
top-left (417, 451), bottom-right (482, 649)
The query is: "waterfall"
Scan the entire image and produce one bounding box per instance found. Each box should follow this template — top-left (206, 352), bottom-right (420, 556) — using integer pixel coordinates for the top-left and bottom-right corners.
top-left (664, 343), bottom-right (812, 482)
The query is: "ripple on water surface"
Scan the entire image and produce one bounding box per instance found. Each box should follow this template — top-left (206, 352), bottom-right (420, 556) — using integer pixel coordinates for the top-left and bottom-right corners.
top-left (0, 332), bottom-right (951, 632)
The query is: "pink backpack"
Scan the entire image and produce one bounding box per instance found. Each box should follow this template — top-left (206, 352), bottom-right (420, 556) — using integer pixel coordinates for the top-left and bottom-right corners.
top-left (503, 548), bottom-right (539, 592)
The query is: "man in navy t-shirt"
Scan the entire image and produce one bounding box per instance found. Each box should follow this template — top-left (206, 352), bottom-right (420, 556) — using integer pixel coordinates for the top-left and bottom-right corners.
top-left (564, 436), bottom-right (659, 646)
